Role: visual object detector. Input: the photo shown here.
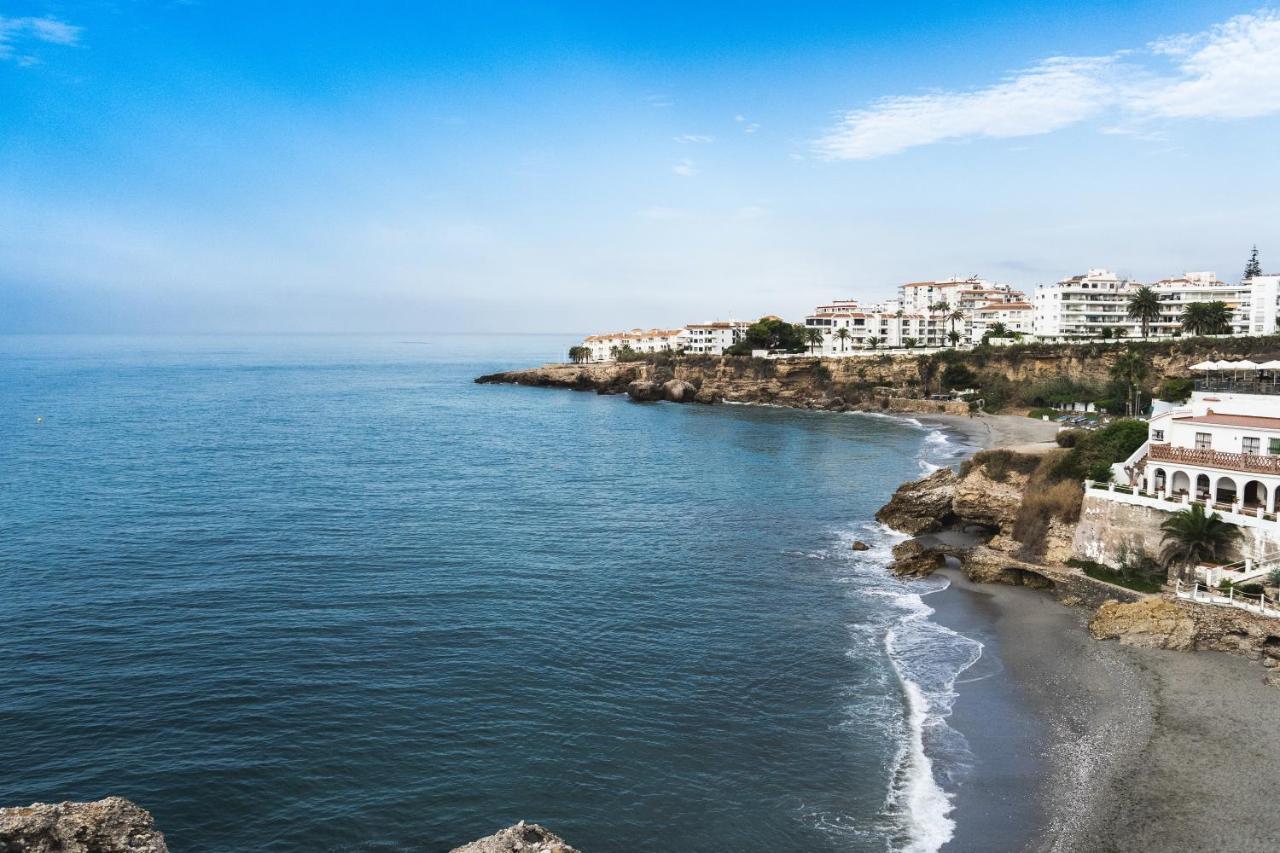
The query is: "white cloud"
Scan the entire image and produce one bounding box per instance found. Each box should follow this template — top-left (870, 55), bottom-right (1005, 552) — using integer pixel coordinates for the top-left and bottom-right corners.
top-left (816, 9), bottom-right (1280, 159)
top-left (645, 94), bottom-right (673, 108)
top-left (674, 134), bottom-right (713, 144)
top-left (0, 15), bottom-right (81, 61)
top-left (672, 159), bottom-right (698, 177)
top-left (1136, 11), bottom-right (1280, 119)
top-left (735, 205), bottom-right (770, 220)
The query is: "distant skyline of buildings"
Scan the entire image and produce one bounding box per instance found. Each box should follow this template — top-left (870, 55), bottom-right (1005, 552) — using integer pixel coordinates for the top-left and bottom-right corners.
top-left (578, 262), bottom-right (1280, 360)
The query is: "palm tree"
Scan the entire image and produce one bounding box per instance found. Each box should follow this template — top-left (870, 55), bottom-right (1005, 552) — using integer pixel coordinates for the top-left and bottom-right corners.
top-left (609, 345), bottom-right (621, 360)
top-left (947, 330), bottom-right (961, 347)
top-left (1126, 286), bottom-right (1161, 338)
top-left (568, 345), bottom-right (590, 363)
top-left (1110, 348), bottom-right (1149, 416)
top-left (989, 321), bottom-right (1009, 338)
top-left (834, 327), bottom-right (851, 353)
top-left (1160, 504), bottom-right (1241, 581)
top-left (805, 327), bottom-right (824, 354)
top-left (947, 308), bottom-right (965, 341)
top-left (866, 336), bottom-right (881, 350)
top-left (1182, 301), bottom-right (1233, 336)
top-left (931, 301), bottom-right (950, 347)
top-left (903, 336), bottom-right (919, 349)
top-left (895, 308), bottom-right (905, 346)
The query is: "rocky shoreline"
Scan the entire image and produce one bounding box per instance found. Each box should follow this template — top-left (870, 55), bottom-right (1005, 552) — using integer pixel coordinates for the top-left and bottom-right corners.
top-left (0, 799), bottom-right (578, 853)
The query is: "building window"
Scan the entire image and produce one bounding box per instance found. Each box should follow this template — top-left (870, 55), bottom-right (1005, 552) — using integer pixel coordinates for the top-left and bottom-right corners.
top-left (1243, 436), bottom-right (1261, 455)
top-left (1151, 429), bottom-right (1165, 441)
top-left (1195, 432), bottom-right (1212, 450)
top-left (1270, 438), bottom-right (1280, 455)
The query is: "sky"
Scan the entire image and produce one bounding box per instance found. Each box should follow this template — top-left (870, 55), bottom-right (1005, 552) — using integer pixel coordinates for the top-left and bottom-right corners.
top-left (3, 1), bottom-right (1280, 334)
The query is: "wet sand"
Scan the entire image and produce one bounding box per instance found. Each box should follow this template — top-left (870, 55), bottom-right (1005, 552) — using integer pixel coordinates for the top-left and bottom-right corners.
top-left (931, 567), bottom-right (1280, 853)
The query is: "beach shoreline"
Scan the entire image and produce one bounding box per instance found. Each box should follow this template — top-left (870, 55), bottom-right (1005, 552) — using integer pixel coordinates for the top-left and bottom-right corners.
top-left (901, 412), bottom-right (1280, 853)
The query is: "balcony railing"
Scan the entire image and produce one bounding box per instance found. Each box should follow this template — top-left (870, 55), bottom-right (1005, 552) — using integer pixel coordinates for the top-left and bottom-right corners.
top-left (1149, 443), bottom-right (1280, 475)
top-left (1194, 378), bottom-right (1280, 396)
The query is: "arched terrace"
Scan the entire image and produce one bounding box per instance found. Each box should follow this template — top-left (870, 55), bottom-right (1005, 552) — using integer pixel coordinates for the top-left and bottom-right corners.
top-left (1196, 474), bottom-right (1211, 501)
top-left (1171, 470), bottom-right (1191, 497)
top-left (1215, 475), bottom-right (1239, 507)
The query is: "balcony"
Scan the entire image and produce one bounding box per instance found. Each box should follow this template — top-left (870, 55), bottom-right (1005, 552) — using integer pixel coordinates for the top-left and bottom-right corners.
top-left (1149, 443), bottom-right (1280, 475)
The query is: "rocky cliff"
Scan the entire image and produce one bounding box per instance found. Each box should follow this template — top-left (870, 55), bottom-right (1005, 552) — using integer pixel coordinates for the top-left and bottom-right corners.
top-left (0, 797), bottom-right (167, 853)
top-left (477, 339), bottom-right (1280, 414)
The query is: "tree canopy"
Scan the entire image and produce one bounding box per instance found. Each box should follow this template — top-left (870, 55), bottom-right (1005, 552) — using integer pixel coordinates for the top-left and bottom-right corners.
top-left (726, 317), bottom-right (809, 355)
top-left (1245, 245), bottom-right (1262, 280)
top-left (1126, 286), bottom-right (1162, 338)
top-left (1181, 301), bottom-right (1232, 336)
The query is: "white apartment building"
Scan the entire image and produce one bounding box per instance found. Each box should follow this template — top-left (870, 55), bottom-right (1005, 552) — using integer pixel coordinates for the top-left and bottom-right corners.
top-left (1246, 275), bottom-right (1280, 336)
top-left (802, 300), bottom-right (931, 354)
top-left (583, 328), bottom-right (685, 362)
top-left (898, 277), bottom-right (1025, 344)
top-left (677, 320), bottom-right (751, 355)
top-left (1033, 269), bottom-right (1136, 338)
top-left (971, 302), bottom-right (1034, 339)
top-left (1149, 272), bottom-right (1251, 336)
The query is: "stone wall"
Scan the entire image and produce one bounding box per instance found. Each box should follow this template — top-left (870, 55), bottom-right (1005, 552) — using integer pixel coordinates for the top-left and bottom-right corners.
top-left (1074, 493), bottom-right (1279, 567)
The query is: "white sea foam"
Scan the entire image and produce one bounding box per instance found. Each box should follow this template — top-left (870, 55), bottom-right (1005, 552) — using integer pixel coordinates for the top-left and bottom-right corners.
top-left (827, 522), bottom-right (985, 853)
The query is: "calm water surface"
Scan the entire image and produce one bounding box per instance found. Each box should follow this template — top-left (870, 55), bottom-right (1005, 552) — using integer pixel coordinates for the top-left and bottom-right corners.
top-left (1, 336), bottom-right (982, 852)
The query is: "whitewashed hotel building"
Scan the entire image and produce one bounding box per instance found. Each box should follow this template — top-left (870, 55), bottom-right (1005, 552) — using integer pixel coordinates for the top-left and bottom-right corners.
top-left (802, 299), bottom-right (931, 354)
top-left (970, 301), bottom-right (1034, 339)
top-left (1116, 374), bottom-right (1280, 525)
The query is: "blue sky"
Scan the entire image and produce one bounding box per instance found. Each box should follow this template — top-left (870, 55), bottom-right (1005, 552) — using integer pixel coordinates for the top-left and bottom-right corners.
top-left (3, 1), bottom-right (1279, 333)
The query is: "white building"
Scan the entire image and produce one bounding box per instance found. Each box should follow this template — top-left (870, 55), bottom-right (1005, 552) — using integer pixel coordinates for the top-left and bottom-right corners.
top-left (971, 301), bottom-right (1034, 339)
top-left (802, 300), bottom-right (931, 354)
top-left (1149, 272), bottom-right (1251, 337)
top-left (583, 328), bottom-right (685, 362)
top-left (898, 277), bottom-right (1025, 344)
top-left (677, 320), bottom-right (751, 355)
top-left (1246, 275), bottom-right (1280, 336)
top-left (1033, 269), bottom-right (1136, 338)
top-left (1141, 394), bottom-right (1280, 512)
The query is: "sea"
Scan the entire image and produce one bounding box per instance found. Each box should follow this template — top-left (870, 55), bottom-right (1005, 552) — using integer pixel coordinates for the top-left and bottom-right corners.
top-left (0, 335), bottom-right (1024, 853)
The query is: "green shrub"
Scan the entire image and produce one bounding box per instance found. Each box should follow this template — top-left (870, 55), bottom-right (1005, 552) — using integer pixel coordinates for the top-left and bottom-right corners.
top-left (1026, 407), bottom-right (1058, 420)
top-left (1056, 429), bottom-right (1084, 448)
top-left (941, 363), bottom-right (978, 389)
top-left (1158, 378), bottom-right (1194, 402)
top-left (1052, 419), bottom-right (1148, 482)
top-left (962, 449), bottom-right (1042, 482)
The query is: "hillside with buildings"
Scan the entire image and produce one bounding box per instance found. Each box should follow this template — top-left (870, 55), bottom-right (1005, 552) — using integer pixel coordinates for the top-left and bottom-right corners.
top-left (572, 253), bottom-right (1277, 362)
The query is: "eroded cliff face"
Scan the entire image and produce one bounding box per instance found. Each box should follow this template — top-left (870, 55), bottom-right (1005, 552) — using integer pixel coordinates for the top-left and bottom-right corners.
top-left (0, 797), bottom-right (168, 853)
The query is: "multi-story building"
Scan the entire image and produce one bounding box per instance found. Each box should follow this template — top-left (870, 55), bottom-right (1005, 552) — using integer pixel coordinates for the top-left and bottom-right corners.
top-left (583, 328), bottom-right (685, 362)
top-left (802, 300), bottom-right (931, 354)
top-left (899, 277), bottom-right (1025, 344)
top-left (970, 302), bottom-right (1034, 339)
top-left (1033, 269), bottom-right (1137, 338)
top-left (1149, 272), bottom-right (1251, 336)
top-left (677, 320), bottom-right (751, 355)
top-left (1246, 275), bottom-right (1280, 336)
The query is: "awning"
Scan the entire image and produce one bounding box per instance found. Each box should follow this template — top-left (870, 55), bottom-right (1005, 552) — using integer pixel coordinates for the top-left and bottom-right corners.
top-left (1189, 361), bottom-right (1217, 370)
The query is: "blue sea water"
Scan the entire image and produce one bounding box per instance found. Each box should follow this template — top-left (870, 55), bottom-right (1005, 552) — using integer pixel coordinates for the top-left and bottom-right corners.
top-left (0, 335), bottom-right (984, 852)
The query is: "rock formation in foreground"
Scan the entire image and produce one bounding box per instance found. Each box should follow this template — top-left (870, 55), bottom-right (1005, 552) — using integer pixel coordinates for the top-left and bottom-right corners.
top-left (0, 797), bottom-right (168, 853)
top-left (450, 821), bottom-right (579, 853)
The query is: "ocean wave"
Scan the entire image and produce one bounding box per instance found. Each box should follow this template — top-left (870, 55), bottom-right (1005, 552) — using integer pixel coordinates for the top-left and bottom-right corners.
top-left (826, 522), bottom-right (984, 853)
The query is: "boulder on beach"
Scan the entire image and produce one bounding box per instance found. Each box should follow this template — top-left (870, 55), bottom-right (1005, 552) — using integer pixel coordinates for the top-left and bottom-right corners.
top-left (451, 821), bottom-right (579, 853)
top-left (0, 797), bottom-right (168, 853)
top-left (851, 540), bottom-right (870, 551)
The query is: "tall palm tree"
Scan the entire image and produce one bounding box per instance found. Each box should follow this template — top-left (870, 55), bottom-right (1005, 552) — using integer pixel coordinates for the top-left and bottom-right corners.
top-left (947, 330), bottom-right (961, 347)
top-left (931, 301), bottom-right (950, 347)
top-left (947, 308), bottom-right (966, 341)
top-left (1110, 348), bottom-right (1149, 416)
top-left (1182, 301), bottom-right (1233, 336)
top-left (805, 327), bottom-right (824, 354)
top-left (834, 327), bottom-right (851, 353)
top-left (903, 336), bottom-right (919, 349)
top-left (895, 309), bottom-right (906, 348)
top-left (1160, 504), bottom-right (1241, 581)
top-left (1126, 286), bottom-right (1161, 338)
top-left (866, 336), bottom-right (881, 350)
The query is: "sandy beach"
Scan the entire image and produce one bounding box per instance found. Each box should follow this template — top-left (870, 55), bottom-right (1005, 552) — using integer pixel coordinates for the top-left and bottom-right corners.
top-left (906, 413), bottom-right (1280, 852)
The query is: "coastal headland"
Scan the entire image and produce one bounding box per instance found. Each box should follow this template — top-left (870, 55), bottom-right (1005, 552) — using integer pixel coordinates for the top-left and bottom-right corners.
top-left (479, 345), bottom-right (1280, 852)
